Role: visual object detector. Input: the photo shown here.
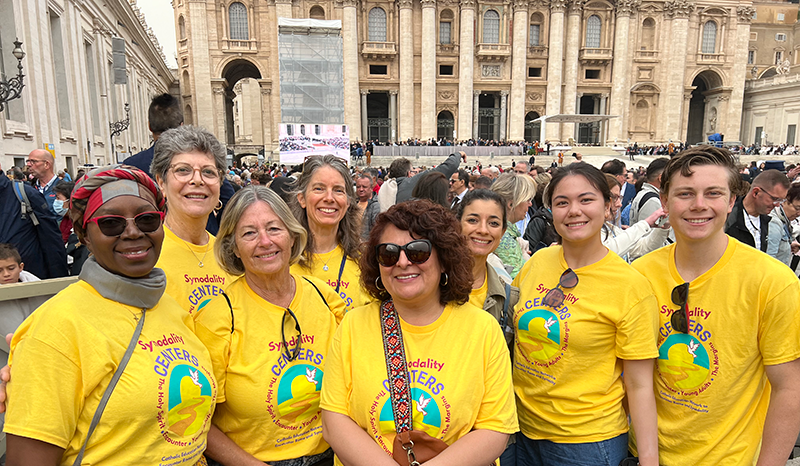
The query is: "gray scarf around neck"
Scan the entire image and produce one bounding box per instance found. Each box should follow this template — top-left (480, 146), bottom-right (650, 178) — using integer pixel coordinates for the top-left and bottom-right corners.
top-left (79, 257), bottom-right (166, 309)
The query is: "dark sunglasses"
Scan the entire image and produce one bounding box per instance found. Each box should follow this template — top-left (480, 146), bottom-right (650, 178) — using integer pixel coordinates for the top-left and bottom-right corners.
top-left (671, 282), bottom-right (690, 333)
top-left (86, 211), bottom-right (165, 237)
top-left (542, 268), bottom-right (579, 308)
top-left (281, 308), bottom-right (303, 362)
top-left (376, 239), bottom-right (433, 267)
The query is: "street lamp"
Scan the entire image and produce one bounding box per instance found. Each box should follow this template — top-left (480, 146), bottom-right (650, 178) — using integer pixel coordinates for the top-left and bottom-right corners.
top-left (0, 39), bottom-right (26, 112)
top-left (109, 103), bottom-right (131, 162)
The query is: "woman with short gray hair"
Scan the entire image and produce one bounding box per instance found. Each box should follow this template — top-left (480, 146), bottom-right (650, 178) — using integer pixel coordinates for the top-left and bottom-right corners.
top-left (150, 125), bottom-right (236, 314)
top-left (194, 185), bottom-right (346, 466)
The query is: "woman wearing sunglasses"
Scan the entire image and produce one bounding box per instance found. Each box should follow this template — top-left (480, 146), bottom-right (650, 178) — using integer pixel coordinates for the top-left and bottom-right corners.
top-left (491, 173), bottom-right (537, 279)
top-left (4, 165), bottom-right (216, 465)
top-left (194, 186), bottom-right (345, 466)
top-left (511, 163), bottom-right (659, 466)
top-left (290, 155), bottom-right (370, 311)
top-left (321, 200), bottom-right (518, 466)
top-left (151, 126), bottom-right (236, 315)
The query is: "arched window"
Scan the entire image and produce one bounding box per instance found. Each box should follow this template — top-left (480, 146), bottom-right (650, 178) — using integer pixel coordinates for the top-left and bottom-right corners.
top-left (310, 5), bottom-right (325, 19)
top-left (702, 21), bottom-right (717, 53)
top-left (483, 10), bottom-right (500, 43)
top-left (368, 8), bottom-right (387, 42)
top-left (586, 15), bottom-right (601, 48)
top-left (229, 2), bottom-right (248, 40)
top-left (184, 104), bottom-right (193, 125)
top-left (178, 16), bottom-right (186, 40)
top-left (182, 70), bottom-right (190, 95)
top-left (440, 9), bottom-right (453, 45)
top-left (641, 17), bottom-right (655, 50)
top-left (529, 12), bottom-right (543, 46)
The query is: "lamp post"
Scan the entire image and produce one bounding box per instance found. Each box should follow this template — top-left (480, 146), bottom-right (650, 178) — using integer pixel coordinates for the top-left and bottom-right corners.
top-left (109, 103), bottom-right (130, 162)
top-left (0, 39), bottom-right (26, 112)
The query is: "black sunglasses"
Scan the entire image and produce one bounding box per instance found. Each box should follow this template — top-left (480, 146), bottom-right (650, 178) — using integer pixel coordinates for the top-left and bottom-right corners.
top-left (542, 268), bottom-right (579, 309)
top-left (85, 211), bottom-right (165, 237)
top-left (376, 239), bottom-right (432, 267)
top-left (671, 282), bottom-right (690, 333)
top-left (281, 308), bottom-right (303, 362)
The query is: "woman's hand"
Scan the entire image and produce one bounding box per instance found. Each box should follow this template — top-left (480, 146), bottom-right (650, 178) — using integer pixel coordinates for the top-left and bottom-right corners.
top-left (644, 208), bottom-right (668, 229)
top-left (422, 430), bottom-right (508, 466)
top-left (5, 434), bottom-right (64, 466)
top-left (322, 410), bottom-right (400, 466)
top-left (204, 424), bottom-right (266, 466)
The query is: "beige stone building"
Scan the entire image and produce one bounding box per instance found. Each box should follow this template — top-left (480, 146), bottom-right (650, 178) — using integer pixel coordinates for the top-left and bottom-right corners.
top-left (177, 0), bottom-right (756, 151)
top-left (0, 0), bottom-right (174, 175)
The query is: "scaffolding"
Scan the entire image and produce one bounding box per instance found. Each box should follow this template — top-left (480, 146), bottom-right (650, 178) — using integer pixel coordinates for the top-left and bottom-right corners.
top-left (278, 18), bottom-right (345, 124)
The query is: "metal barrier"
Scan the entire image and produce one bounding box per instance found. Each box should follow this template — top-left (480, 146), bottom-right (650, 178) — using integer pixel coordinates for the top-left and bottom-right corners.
top-left (371, 145), bottom-right (530, 158)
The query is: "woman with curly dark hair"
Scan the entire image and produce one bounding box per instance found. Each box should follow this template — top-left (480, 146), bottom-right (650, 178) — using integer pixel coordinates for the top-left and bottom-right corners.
top-left (320, 200), bottom-right (518, 466)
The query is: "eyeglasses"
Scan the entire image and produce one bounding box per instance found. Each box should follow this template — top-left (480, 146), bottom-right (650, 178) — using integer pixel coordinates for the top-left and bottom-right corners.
top-left (25, 159), bottom-right (45, 165)
top-left (281, 308), bottom-right (303, 362)
top-left (757, 188), bottom-right (786, 205)
top-left (169, 163), bottom-right (221, 184)
top-left (542, 268), bottom-right (579, 308)
top-left (376, 239), bottom-right (432, 267)
top-left (670, 282), bottom-right (690, 333)
top-left (449, 179), bottom-right (457, 184)
top-left (85, 211), bottom-right (165, 237)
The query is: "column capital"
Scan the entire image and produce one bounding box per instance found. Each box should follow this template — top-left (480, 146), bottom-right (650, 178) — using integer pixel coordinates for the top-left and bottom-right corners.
top-left (397, 0), bottom-right (414, 9)
top-left (360, 89), bottom-right (370, 95)
top-left (550, 0), bottom-right (568, 12)
top-left (567, 0), bottom-right (584, 15)
top-left (500, 90), bottom-right (509, 97)
top-left (421, 0), bottom-right (437, 8)
top-left (390, 89), bottom-right (399, 95)
top-left (474, 90), bottom-right (481, 96)
top-left (460, 0), bottom-right (476, 10)
top-left (664, 0), bottom-right (694, 18)
top-left (512, 0), bottom-right (529, 12)
top-left (340, 0), bottom-right (358, 8)
top-left (736, 5), bottom-right (756, 23)
top-left (260, 87), bottom-right (272, 95)
top-left (614, 0), bottom-right (640, 17)
top-left (213, 87), bottom-right (226, 95)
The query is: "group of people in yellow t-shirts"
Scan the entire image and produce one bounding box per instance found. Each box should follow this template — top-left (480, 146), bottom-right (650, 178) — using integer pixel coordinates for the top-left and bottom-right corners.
top-left (2, 128), bottom-right (800, 466)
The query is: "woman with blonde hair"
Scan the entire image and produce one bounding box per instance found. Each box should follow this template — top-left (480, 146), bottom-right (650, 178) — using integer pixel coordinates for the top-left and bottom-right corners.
top-left (491, 173), bottom-right (537, 278)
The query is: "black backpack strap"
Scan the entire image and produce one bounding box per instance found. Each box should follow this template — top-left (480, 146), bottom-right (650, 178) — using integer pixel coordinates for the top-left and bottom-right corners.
top-left (221, 290), bottom-right (234, 334)
top-left (303, 277), bottom-right (331, 311)
top-left (638, 191), bottom-right (659, 212)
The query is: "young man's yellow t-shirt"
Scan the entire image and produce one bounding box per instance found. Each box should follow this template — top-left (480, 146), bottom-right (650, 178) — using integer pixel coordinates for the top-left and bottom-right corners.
top-left (320, 301), bottom-right (518, 466)
top-left (5, 280), bottom-right (217, 465)
top-left (157, 226), bottom-right (236, 315)
top-left (290, 245), bottom-right (371, 310)
top-left (630, 239), bottom-right (800, 466)
top-left (512, 246), bottom-right (659, 442)
top-left (193, 274), bottom-right (346, 462)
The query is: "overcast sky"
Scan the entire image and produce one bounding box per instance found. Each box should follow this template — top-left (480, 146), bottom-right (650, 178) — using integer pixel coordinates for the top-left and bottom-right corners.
top-left (136, 0), bottom-right (178, 69)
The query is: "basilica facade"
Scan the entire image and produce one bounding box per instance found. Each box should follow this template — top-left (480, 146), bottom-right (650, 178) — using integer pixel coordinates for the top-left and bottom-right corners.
top-left (176, 0), bottom-right (756, 151)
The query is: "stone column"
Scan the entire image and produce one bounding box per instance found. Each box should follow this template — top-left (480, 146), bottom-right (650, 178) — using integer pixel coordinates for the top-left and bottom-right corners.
top-left (398, 0), bottom-right (414, 141)
top-left (361, 89), bottom-right (369, 142)
top-left (189, 0), bottom-right (214, 131)
top-left (545, 0), bottom-right (567, 143)
top-left (500, 90), bottom-right (509, 141)
top-left (599, 93), bottom-right (608, 145)
top-left (421, 0), bottom-right (437, 141)
top-left (275, 0), bottom-right (292, 19)
top-left (473, 90), bottom-right (481, 140)
top-left (607, 0), bottom-right (639, 143)
top-left (259, 84), bottom-right (273, 152)
top-left (212, 84), bottom-right (228, 144)
top-left (562, 0), bottom-right (583, 141)
top-left (342, 0), bottom-right (362, 141)
top-left (728, 6), bottom-right (755, 141)
top-left (390, 90), bottom-right (398, 142)
top-left (457, 0), bottom-right (476, 141)
top-left (508, 0), bottom-right (529, 141)
top-left (663, 0), bottom-right (694, 141)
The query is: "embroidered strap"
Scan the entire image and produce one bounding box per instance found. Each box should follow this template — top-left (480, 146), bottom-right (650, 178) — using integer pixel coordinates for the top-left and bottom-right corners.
top-left (380, 299), bottom-right (414, 434)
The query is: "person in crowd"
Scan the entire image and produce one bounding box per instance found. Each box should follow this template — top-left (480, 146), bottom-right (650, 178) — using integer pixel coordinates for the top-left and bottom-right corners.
top-left (602, 174), bottom-right (669, 262)
top-left (290, 154), bottom-right (370, 310)
top-left (629, 146), bottom-right (800, 465)
top-left (491, 173), bottom-right (537, 279)
top-left (601, 159), bottom-right (636, 212)
top-left (475, 175), bottom-right (493, 189)
top-left (769, 183), bottom-right (800, 270)
top-left (194, 186), bottom-right (345, 466)
top-left (513, 161), bottom-right (529, 175)
top-left (53, 181), bottom-right (74, 244)
top-left (357, 173), bottom-right (381, 240)
top-left (25, 149), bottom-right (58, 216)
top-left (524, 174), bottom-right (560, 253)
top-left (0, 243), bottom-right (39, 284)
top-left (150, 125), bottom-right (236, 314)
top-left (725, 169), bottom-right (790, 256)
top-left (449, 169), bottom-right (470, 211)
top-left (512, 162), bottom-right (659, 466)
top-left (411, 171), bottom-right (450, 209)
top-left (630, 158), bottom-right (669, 226)
top-left (378, 152), bottom-right (465, 210)
top-left (321, 200), bottom-right (518, 466)
top-left (4, 165), bottom-right (216, 465)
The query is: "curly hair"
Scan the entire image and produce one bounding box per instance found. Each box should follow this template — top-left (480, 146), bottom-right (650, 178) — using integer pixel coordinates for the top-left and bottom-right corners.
top-left (360, 199), bottom-right (473, 306)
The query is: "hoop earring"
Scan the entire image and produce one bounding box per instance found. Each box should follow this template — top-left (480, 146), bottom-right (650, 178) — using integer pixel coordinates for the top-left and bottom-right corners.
top-left (440, 273), bottom-right (448, 286)
top-left (375, 276), bottom-right (385, 291)
top-left (215, 199), bottom-right (223, 212)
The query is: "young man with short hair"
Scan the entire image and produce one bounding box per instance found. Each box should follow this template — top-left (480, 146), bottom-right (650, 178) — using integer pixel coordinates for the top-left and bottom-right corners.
top-left (630, 146), bottom-right (800, 466)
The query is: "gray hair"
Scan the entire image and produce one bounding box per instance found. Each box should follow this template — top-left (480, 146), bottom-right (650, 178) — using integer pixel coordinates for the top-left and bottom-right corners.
top-left (150, 125), bottom-right (226, 182)
top-left (215, 185), bottom-right (307, 276)
top-left (491, 172), bottom-right (537, 209)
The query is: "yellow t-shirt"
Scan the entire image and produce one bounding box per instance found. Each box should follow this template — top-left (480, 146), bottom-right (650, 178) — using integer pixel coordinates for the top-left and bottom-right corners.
top-left (469, 275), bottom-right (489, 310)
top-left (512, 246), bottom-right (659, 442)
top-left (630, 239), bottom-right (800, 466)
top-left (5, 280), bottom-right (217, 465)
top-left (320, 301), bottom-right (518, 465)
top-left (290, 245), bottom-right (371, 311)
top-left (193, 274), bottom-right (346, 462)
top-left (157, 227), bottom-right (236, 315)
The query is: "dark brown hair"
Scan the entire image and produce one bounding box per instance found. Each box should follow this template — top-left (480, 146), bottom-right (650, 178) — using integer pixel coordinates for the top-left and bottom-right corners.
top-left (661, 146), bottom-right (740, 196)
top-left (360, 199), bottom-right (473, 306)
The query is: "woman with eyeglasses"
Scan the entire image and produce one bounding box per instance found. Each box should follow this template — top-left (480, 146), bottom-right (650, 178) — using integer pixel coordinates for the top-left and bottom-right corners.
top-left (321, 200), bottom-right (518, 466)
top-left (194, 185), bottom-right (345, 466)
top-left (289, 155), bottom-right (370, 311)
top-left (4, 165), bottom-right (216, 465)
top-left (511, 163), bottom-right (659, 466)
top-left (151, 126), bottom-right (236, 315)
top-left (491, 173), bottom-right (537, 279)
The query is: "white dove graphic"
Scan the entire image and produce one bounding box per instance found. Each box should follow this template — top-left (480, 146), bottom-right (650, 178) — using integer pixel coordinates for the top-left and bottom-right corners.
top-left (189, 369), bottom-right (202, 387)
top-left (687, 340), bottom-right (699, 359)
top-left (543, 316), bottom-right (556, 332)
top-left (416, 394), bottom-right (431, 416)
top-left (305, 367), bottom-right (318, 384)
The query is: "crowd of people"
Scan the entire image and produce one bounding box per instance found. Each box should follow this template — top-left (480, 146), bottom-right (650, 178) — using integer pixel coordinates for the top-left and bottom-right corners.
top-left (1, 93), bottom-right (800, 466)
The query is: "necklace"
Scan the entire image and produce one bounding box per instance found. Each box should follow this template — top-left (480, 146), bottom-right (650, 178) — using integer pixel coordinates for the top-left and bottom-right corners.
top-left (321, 249), bottom-right (336, 271)
top-left (167, 221), bottom-right (210, 267)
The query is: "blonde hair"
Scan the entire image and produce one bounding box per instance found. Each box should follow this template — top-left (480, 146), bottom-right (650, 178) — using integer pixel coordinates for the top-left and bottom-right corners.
top-left (491, 172), bottom-right (537, 209)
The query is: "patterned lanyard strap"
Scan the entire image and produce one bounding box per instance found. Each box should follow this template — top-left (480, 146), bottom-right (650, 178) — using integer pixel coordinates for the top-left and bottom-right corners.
top-left (380, 299), bottom-right (414, 434)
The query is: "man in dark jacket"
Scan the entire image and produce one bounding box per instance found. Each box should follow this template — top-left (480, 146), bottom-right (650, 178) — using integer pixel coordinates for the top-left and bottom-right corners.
top-left (0, 163), bottom-right (68, 279)
top-left (394, 151), bottom-right (466, 203)
top-left (725, 169), bottom-right (789, 253)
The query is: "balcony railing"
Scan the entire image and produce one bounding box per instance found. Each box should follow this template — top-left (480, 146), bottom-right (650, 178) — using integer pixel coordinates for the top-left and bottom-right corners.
top-left (437, 43), bottom-right (459, 55)
top-left (579, 47), bottom-right (613, 64)
top-left (362, 41), bottom-right (398, 59)
top-left (527, 45), bottom-right (548, 58)
top-left (697, 52), bottom-right (725, 64)
top-left (476, 43), bottom-right (511, 60)
top-left (222, 39), bottom-right (258, 52)
top-left (634, 50), bottom-right (659, 61)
